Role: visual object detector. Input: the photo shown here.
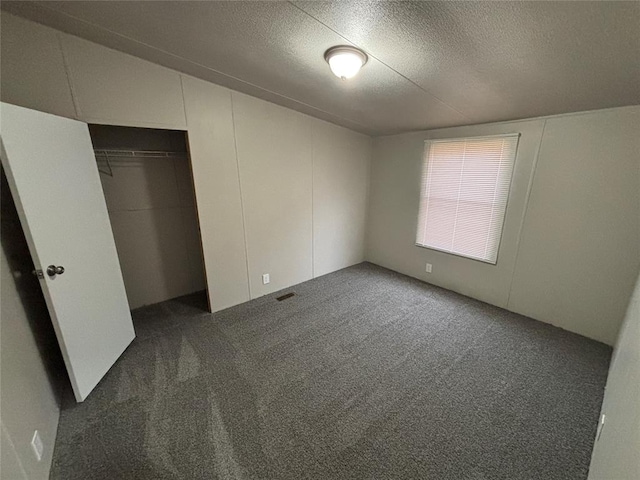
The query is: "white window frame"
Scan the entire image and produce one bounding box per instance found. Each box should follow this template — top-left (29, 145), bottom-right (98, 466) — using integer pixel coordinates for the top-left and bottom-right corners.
top-left (415, 133), bottom-right (520, 265)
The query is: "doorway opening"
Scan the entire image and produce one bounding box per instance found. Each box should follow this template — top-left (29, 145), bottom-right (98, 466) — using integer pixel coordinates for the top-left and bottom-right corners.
top-left (88, 124), bottom-right (209, 314)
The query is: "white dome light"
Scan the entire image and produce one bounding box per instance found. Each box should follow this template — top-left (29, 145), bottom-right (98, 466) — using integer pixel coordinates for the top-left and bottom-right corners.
top-left (324, 46), bottom-right (368, 80)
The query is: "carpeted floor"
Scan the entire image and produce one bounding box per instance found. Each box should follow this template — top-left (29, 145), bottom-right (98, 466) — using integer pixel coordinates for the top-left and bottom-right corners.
top-left (50, 262), bottom-right (611, 480)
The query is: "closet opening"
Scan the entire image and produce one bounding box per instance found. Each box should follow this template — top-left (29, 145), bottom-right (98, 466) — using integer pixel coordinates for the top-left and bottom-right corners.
top-left (88, 124), bottom-right (210, 314)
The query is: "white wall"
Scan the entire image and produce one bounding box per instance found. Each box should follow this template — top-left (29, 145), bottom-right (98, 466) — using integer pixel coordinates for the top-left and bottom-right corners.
top-left (232, 92), bottom-right (314, 297)
top-left (99, 154), bottom-right (205, 309)
top-left (1, 247), bottom-right (59, 480)
top-left (1, 12), bottom-right (372, 312)
top-left (368, 107), bottom-right (640, 345)
top-left (0, 12), bottom-right (75, 119)
top-left (60, 31), bottom-right (187, 129)
top-left (588, 273), bottom-right (640, 479)
top-left (181, 76), bottom-right (251, 311)
top-left (312, 119), bottom-right (371, 278)
top-left (507, 109), bottom-right (640, 345)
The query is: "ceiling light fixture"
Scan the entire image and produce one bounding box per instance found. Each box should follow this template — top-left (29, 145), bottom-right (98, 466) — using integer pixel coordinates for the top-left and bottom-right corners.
top-left (324, 46), bottom-right (368, 80)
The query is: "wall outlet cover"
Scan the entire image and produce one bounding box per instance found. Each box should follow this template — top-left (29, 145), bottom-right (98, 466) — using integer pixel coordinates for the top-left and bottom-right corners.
top-left (262, 273), bottom-right (270, 285)
top-left (426, 263), bottom-right (433, 273)
top-left (31, 430), bottom-right (43, 462)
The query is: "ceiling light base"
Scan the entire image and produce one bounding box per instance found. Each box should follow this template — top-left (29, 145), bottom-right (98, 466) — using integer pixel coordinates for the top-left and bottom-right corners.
top-left (324, 45), bottom-right (368, 80)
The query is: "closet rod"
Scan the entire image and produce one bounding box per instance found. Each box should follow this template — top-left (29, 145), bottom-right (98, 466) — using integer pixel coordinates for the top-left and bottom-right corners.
top-left (93, 149), bottom-right (188, 158)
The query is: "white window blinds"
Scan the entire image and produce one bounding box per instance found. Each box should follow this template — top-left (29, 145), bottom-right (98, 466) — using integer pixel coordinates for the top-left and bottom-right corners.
top-left (416, 134), bottom-right (519, 264)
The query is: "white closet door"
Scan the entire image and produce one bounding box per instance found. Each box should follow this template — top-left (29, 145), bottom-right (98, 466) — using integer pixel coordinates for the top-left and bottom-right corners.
top-left (0, 102), bottom-right (135, 402)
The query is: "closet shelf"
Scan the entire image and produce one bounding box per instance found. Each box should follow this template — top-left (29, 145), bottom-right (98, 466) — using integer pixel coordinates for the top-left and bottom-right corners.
top-left (94, 149), bottom-right (188, 177)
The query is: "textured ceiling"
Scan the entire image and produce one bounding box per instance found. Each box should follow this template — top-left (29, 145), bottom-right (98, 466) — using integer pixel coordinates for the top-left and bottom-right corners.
top-left (3, 1), bottom-right (639, 135)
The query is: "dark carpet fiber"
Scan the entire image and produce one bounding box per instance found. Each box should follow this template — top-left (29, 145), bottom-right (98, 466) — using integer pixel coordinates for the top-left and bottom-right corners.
top-left (50, 263), bottom-right (611, 480)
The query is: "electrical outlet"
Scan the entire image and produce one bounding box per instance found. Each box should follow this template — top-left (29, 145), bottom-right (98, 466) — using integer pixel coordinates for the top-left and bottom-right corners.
top-left (262, 273), bottom-right (270, 285)
top-left (426, 263), bottom-right (433, 273)
top-left (31, 430), bottom-right (43, 462)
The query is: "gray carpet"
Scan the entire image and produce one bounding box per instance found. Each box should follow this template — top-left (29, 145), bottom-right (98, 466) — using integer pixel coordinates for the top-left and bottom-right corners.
top-left (50, 262), bottom-right (611, 480)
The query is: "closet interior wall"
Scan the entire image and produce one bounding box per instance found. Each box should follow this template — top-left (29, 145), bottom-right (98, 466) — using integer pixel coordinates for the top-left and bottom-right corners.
top-left (89, 125), bottom-right (206, 310)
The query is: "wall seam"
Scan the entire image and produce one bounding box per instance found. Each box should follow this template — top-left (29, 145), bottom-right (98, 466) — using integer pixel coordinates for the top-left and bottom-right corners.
top-left (505, 119), bottom-right (548, 309)
top-left (363, 137), bottom-right (374, 262)
top-left (229, 92), bottom-right (253, 299)
top-left (311, 124), bottom-right (316, 278)
top-left (56, 32), bottom-right (81, 119)
top-left (178, 75), bottom-right (189, 128)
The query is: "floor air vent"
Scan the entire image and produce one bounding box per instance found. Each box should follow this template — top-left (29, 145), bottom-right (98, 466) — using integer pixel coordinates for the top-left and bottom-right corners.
top-left (276, 292), bottom-right (295, 301)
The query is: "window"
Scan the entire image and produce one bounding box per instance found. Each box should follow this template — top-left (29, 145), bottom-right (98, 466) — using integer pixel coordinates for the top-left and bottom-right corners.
top-left (416, 134), bottom-right (519, 264)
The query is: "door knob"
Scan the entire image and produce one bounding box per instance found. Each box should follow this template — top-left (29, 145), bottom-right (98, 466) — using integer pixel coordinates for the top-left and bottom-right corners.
top-left (46, 265), bottom-right (65, 277)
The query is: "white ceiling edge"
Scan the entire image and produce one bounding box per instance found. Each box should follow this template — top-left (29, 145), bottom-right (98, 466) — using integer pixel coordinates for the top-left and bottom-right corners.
top-left (376, 104), bottom-right (640, 139)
